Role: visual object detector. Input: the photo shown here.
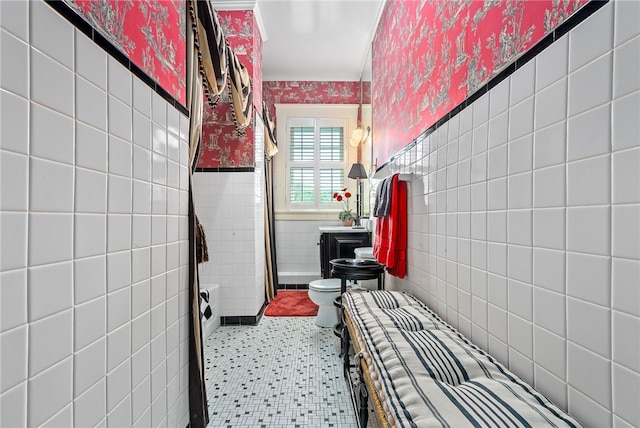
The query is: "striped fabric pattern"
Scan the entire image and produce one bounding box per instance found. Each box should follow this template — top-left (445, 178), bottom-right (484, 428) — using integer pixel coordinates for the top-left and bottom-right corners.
top-left (344, 290), bottom-right (583, 428)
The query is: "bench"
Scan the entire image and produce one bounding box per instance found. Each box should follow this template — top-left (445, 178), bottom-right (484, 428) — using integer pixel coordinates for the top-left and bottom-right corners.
top-left (341, 290), bottom-right (583, 428)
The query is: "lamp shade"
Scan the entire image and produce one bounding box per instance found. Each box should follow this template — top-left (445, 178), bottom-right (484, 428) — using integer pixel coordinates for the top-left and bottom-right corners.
top-left (348, 162), bottom-right (368, 179)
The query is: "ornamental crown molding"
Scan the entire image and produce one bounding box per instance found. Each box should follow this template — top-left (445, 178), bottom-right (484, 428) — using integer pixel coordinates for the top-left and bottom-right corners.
top-left (211, 0), bottom-right (267, 42)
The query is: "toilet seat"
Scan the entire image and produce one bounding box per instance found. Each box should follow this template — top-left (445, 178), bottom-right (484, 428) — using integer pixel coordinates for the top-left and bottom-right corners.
top-left (309, 278), bottom-right (343, 292)
top-left (309, 278), bottom-right (356, 292)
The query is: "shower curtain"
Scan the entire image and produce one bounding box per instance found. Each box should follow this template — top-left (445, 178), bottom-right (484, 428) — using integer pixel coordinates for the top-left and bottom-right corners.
top-left (264, 159), bottom-right (277, 301)
top-left (186, 3), bottom-right (208, 426)
top-left (263, 103), bottom-right (279, 301)
top-left (185, 0), bottom-right (236, 424)
top-left (185, 2), bottom-right (259, 423)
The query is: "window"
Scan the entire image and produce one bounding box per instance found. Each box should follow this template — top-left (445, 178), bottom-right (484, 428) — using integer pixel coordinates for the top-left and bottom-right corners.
top-left (287, 117), bottom-right (347, 210)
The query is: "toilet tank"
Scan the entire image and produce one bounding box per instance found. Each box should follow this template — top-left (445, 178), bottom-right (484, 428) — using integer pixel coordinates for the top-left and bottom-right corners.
top-left (354, 247), bottom-right (374, 260)
top-left (354, 246), bottom-right (378, 290)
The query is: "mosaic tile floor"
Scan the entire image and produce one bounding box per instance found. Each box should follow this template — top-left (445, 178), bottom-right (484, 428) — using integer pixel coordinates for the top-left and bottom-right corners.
top-left (204, 316), bottom-right (361, 428)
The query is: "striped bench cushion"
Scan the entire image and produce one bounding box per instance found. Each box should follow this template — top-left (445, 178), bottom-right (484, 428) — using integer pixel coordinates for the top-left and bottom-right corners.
top-left (344, 290), bottom-right (583, 428)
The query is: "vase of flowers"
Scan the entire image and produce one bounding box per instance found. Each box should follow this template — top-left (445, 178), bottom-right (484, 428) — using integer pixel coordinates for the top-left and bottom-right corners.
top-left (333, 188), bottom-right (355, 226)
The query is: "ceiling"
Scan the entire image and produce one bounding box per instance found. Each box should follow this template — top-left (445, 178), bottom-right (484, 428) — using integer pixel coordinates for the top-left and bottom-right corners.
top-left (214, 0), bottom-right (385, 82)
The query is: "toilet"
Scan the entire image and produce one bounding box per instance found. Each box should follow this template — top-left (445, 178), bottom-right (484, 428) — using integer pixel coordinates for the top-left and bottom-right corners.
top-left (354, 247), bottom-right (378, 290)
top-left (308, 278), bottom-right (352, 327)
top-left (354, 246), bottom-right (374, 260)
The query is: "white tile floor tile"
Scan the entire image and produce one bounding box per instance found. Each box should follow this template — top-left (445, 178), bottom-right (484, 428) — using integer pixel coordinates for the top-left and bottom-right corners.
top-left (204, 317), bottom-right (362, 428)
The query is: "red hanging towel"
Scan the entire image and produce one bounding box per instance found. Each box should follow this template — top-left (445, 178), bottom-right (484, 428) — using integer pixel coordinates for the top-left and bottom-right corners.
top-left (373, 174), bottom-right (407, 278)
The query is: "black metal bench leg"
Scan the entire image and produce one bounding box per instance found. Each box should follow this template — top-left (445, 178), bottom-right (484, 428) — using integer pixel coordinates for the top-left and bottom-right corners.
top-left (342, 324), bottom-right (350, 378)
top-left (359, 390), bottom-right (369, 427)
top-left (356, 355), bottom-right (369, 428)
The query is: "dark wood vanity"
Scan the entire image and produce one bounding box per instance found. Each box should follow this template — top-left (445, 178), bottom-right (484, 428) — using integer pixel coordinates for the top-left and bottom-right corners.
top-left (319, 227), bottom-right (371, 279)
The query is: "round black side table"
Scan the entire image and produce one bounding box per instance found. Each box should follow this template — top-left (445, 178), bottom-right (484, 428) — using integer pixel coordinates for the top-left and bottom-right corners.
top-left (329, 258), bottom-right (385, 377)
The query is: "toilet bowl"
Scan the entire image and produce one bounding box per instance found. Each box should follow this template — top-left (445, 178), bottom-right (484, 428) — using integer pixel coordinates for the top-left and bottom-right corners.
top-left (308, 278), bottom-right (351, 327)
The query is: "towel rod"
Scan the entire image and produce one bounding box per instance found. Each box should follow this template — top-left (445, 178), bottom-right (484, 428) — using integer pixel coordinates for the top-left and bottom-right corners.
top-left (371, 172), bottom-right (414, 181)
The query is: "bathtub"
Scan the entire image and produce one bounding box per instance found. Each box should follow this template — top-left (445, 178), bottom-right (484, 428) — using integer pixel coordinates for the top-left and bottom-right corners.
top-left (200, 283), bottom-right (220, 340)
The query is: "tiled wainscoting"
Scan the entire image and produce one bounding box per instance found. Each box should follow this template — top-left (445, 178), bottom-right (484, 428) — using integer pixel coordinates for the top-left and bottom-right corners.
top-left (193, 171), bottom-right (264, 318)
top-left (275, 220), bottom-right (343, 285)
top-left (380, 2), bottom-right (639, 426)
top-left (0, 2), bottom-right (191, 426)
top-left (192, 134), bottom-right (266, 320)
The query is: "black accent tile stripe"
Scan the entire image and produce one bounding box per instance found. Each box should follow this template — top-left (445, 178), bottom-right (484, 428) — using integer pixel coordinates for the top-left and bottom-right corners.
top-left (515, 35), bottom-right (553, 69)
top-left (466, 83), bottom-right (488, 106)
top-left (374, 0), bottom-right (609, 176)
top-left (554, 0), bottom-right (608, 40)
top-left (277, 283), bottom-right (310, 290)
top-left (194, 167), bottom-right (256, 173)
top-left (220, 314), bottom-right (262, 325)
top-left (220, 302), bottom-right (266, 326)
top-left (486, 62), bottom-right (516, 91)
top-left (44, 0), bottom-right (189, 117)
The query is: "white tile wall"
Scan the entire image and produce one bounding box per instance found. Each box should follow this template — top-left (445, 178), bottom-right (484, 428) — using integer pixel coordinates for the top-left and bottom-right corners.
top-left (0, 2), bottom-right (190, 426)
top-left (274, 219), bottom-right (342, 284)
top-left (381, 3), bottom-right (639, 426)
top-left (192, 119), bottom-right (266, 318)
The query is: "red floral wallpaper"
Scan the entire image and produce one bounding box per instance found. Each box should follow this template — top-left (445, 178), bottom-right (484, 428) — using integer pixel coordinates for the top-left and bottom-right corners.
top-left (200, 103), bottom-right (254, 167)
top-left (372, 0), bottom-right (588, 165)
top-left (198, 10), bottom-right (262, 168)
top-left (253, 15), bottom-right (263, 114)
top-left (263, 81), bottom-right (371, 120)
top-left (66, 0), bottom-right (186, 106)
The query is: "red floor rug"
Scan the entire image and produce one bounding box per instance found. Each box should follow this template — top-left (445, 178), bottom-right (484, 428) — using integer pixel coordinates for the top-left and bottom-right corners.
top-left (264, 290), bottom-right (318, 317)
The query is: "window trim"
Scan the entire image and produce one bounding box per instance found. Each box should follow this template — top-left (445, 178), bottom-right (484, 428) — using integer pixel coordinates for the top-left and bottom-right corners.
top-left (274, 104), bottom-right (360, 220)
top-left (286, 117), bottom-right (348, 211)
